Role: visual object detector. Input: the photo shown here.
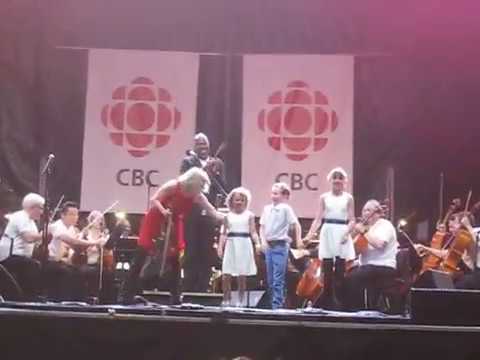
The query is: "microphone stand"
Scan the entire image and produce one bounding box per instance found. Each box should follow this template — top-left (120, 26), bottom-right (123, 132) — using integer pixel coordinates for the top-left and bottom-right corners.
top-left (40, 155), bottom-right (54, 263)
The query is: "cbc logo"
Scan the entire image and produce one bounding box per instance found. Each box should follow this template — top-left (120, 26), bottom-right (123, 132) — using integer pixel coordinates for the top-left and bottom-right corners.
top-left (101, 76), bottom-right (181, 158)
top-left (258, 80), bottom-right (339, 161)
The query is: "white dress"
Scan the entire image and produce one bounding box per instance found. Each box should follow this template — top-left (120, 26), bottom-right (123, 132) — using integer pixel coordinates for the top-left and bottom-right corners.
top-left (222, 210), bottom-right (257, 276)
top-left (318, 191), bottom-right (355, 260)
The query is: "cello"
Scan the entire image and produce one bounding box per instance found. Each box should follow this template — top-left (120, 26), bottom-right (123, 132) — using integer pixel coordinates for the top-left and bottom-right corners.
top-left (419, 198), bottom-right (461, 275)
top-left (440, 193), bottom-right (480, 274)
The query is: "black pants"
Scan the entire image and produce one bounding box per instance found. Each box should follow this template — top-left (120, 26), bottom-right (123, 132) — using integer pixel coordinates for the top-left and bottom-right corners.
top-left (119, 247), bottom-right (181, 304)
top-left (78, 264), bottom-right (116, 303)
top-left (0, 256), bottom-right (41, 301)
top-left (183, 204), bottom-right (215, 292)
top-left (43, 261), bottom-right (86, 301)
top-left (344, 265), bottom-right (397, 311)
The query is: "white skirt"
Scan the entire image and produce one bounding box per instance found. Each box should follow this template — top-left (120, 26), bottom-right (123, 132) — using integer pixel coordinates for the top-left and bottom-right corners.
top-left (222, 236), bottom-right (257, 276)
top-left (318, 223), bottom-right (355, 260)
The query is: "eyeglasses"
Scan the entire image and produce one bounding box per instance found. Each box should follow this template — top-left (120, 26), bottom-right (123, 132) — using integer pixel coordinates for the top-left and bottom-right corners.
top-left (332, 173), bottom-right (345, 180)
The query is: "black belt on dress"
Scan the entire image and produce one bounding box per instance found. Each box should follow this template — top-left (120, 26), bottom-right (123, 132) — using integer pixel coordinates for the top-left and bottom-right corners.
top-left (227, 232), bottom-right (250, 238)
top-left (323, 218), bottom-right (348, 225)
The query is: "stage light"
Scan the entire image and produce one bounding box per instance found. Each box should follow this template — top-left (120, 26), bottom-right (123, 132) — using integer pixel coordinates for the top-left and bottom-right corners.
top-left (115, 211), bottom-right (127, 220)
top-left (397, 219), bottom-right (408, 229)
top-left (116, 262), bottom-right (123, 270)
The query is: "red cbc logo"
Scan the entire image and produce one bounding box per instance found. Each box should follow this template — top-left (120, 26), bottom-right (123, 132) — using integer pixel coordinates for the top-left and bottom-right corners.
top-left (101, 77), bottom-right (181, 157)
top-left (258, 80), bottom-right (339, 161)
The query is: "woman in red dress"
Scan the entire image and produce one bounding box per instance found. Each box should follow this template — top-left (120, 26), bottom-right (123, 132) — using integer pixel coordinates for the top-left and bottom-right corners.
top-left (119, 167), bottom-right (224, 305)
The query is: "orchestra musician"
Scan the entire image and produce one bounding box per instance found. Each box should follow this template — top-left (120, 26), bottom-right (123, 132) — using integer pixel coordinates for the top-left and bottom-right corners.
top-left (414, 212), bottom-right (473, 286)
top-left (76, 210), bottom-right (115, 303)
top-left (344, 199), bottom-right (399, 311)
top-left (44, 201), bottom-right (99, 301)
top-left (118, 167), bottom-right (225, 305)
top-left (455, 216), bottom-right (480, 289)
top-left (180, 132), bottom-right (227, 292)
top-left (0, 193), bottom-right (44, 300)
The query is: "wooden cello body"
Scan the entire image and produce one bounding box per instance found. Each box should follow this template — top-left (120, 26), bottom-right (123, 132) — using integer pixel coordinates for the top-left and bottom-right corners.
top-left (296, 258), bottom-right (323, 303)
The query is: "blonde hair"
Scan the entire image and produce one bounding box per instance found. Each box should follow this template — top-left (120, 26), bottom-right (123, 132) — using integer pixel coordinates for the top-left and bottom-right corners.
top-left (178, 167), bottom-right (211, 193)
top-left (326, 167), bottom-right (348, 182)
top-left (226, 187), bottom-right (252, 210)
top-left (87, 210), bottom-right (105, 229)
top-left (272, 182), bottom-right (291, 198)
top-left (87, 210), bottom-right (103, 223)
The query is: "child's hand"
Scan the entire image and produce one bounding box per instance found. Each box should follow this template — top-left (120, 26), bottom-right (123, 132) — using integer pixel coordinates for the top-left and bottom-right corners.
top-left (255, 243), bottom-right (262, 255)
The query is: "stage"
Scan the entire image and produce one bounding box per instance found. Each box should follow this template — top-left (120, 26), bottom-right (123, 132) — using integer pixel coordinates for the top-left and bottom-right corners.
top-left (1, 300), bottom-right (479, 360)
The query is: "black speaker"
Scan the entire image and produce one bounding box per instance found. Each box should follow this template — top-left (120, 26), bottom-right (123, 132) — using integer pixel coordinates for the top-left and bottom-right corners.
top-left (411, 288), bottom-right (480, 325)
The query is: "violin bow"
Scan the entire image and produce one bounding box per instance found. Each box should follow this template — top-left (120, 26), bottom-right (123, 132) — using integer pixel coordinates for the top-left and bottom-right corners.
top-left (49, 194), bottom-right (65, 223)
top-left (82, 200), bottom-right (119, 233)
top-left (438, 173), bottom-right (444, 225)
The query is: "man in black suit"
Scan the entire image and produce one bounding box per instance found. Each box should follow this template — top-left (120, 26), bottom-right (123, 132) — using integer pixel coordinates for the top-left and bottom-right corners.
top-left (180, 133), bottom-right (226, 292)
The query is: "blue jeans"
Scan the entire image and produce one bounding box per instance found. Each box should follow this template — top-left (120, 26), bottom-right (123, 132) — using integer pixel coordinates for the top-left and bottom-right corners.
top-left (265, 241), bottom-right (289, 309)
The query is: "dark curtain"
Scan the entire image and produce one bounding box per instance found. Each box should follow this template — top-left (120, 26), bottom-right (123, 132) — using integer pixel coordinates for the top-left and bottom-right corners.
top-left (2, 0), bottom-right (480, 229)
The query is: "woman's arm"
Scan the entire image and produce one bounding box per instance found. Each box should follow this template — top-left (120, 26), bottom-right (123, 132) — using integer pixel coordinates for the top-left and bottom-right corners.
top-left (150, 180), bottom-right (177, 216)
top-left (217, 217), bottom-right (228, 258)
top-left (195, 193), bottom-right (224, 223)
top-left (305, 195), bottom-right (324, 240)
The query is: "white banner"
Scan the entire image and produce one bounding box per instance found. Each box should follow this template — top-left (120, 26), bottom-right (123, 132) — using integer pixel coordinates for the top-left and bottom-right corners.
top-left (242, 55), bottom-right (354, 218)
top-left (81, 50), bottom-right (199, 213)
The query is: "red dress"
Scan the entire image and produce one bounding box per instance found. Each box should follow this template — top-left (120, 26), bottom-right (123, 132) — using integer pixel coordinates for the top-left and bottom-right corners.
top-left (138, 181), bottom-right (195, 255)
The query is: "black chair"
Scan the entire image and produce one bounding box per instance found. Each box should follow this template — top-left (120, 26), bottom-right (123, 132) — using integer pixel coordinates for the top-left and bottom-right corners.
top-left (365, 248), bottom-right (412, 314)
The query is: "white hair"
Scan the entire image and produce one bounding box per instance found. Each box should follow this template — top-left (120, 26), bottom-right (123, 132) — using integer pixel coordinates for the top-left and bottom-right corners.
top-left (364, 199), bottom-right (381, 210)
top-left (194, 132), bottom-right (210, 146)
top-left (226, 187), bottom-right (252, 210)
top-left (22, 193), bottom-right (45, 208)
top-left (326, 167), bottom-right (348, 182)
top-left (178, 167), bottom-right (211, 193)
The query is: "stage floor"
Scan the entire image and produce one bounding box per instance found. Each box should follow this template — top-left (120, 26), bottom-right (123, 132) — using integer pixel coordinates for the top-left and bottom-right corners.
top-left (1, 300), bottom-right (480, 360)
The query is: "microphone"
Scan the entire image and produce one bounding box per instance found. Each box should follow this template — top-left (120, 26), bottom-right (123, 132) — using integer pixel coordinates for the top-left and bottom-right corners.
top-left (41, 153), bottom-right (56, 175)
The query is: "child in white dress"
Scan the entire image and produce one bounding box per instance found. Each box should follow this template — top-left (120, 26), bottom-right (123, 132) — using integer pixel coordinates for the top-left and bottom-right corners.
top-left (305, 167), bottom-right (355, 309)
top-left (217, 187), bottom-right (260, 306)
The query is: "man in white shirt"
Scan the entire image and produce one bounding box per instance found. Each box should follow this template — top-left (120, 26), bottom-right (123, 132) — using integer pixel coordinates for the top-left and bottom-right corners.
top-left (0, 193), bottom-right (44, 300)
top-left (344, 199), bottom-right (399, 311)
top-left (43, 201), bottom-right (97, 301)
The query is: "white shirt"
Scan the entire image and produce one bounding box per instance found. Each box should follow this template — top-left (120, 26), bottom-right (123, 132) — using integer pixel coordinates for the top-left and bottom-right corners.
top-left (85, 231), bottom-right (109, 265)
top-left (359, 218), bottom-right (398, 269)
top-left (49, 219), bottom-right (76, 263)
top-left (260, 203), bottom-right (298, 243)
top-left (0, 210), bottom-right (39, 261)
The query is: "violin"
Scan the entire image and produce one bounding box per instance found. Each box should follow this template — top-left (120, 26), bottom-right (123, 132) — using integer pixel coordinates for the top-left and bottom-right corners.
top-left (32, 195), bottom-right (64, 263)
top-left (352, 202), bottom-right (388, 255)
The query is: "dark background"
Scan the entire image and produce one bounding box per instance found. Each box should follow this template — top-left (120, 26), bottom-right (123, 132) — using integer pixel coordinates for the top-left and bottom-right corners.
top-left (1, 0), bottom-right (480, 233)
